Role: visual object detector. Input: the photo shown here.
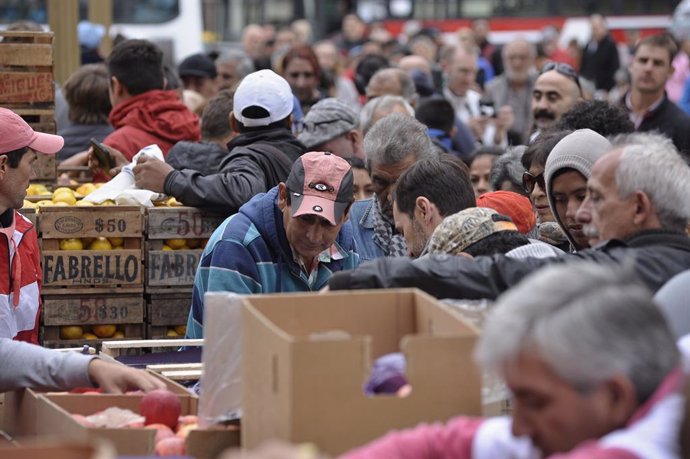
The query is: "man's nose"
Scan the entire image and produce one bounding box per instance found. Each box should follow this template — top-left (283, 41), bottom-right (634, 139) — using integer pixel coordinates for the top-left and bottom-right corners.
top-left (576, 196), bottom-right (592, 224)
top-left (510, 407), bottom-right (533, 439)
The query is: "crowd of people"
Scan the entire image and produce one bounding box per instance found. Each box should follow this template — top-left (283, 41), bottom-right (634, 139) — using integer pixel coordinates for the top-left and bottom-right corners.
top-left (1, 12), bottom-right (690, 458)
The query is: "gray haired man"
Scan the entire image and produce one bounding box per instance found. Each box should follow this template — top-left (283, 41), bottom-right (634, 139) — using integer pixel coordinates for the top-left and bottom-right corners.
top-left (349, 114), bottom-right (437, 261)
top-left (342, 261), bottom-right (686, 458)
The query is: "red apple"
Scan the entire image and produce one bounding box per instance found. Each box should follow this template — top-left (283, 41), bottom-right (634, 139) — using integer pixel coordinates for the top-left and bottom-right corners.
top-left (155, 436), bottom-right (186, 456)
top-left (145, 423), bottom-right (175, 443)
top-left (140, 389), bottom-right (181, 429)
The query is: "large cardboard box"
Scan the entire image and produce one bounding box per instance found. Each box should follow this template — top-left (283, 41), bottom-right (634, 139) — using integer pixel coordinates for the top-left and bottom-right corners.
top-left (240, 289), bottom-right (482, 455)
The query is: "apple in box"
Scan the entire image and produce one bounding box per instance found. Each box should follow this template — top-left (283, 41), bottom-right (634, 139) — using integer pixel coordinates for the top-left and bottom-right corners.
top-left (140, 389), bottom-right (181, 430)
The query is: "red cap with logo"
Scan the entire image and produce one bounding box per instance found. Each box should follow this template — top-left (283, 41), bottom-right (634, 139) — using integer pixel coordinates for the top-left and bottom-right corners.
top-left (0, 108), bottom-right (64, 155)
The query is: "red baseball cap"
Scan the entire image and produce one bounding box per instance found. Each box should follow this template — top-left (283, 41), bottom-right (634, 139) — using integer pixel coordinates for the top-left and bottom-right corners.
top-left (286, 151), bottom-right (354, 225)
top-left (0, 108), bottom-right (64, 155)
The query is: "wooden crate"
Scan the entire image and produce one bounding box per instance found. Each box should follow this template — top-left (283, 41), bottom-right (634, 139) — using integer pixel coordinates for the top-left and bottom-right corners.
top-left (41, 324), bottom-right (145, 351)
top-left (144, 207), bottom-right (222, 292)
top-left (0, 31), bottom-right (56, 182)
top-left (147, 324), bottom-right (188, 340)
top-left (0, 31), bottom-right (54, 106)
top-left (42, 294), bottom-right (144, 326)
top-left (146, 293), bottom-right (191, 326)
top-left (39, 206), bottom-right (144, 292)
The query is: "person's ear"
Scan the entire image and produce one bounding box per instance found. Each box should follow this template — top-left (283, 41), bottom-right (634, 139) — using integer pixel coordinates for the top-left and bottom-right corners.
top-left (229, 113), bottom-right (238, 133)
top-left (600, 375), bottom-right (638, 428)
top-left (278, 183), bottom-right (288, 211)
top-left (632, 190), bottom-right (653, 226)
top-left (415, 196), bottom-right (435, 224)
top-left (0, 155), bottom-right (8, 179)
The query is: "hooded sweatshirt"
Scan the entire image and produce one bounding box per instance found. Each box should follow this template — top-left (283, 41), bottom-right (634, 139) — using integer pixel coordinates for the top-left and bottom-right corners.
top-left (164, 127), bottom-right (306, 216)
top-left (105, 90), bottom-right (200, 159)
top-left (166, 140), bottom-right (229, 176)
top-left (185, 187), bottom-right (359, 339)
top-left (544, 129), bottom-right (611, 251)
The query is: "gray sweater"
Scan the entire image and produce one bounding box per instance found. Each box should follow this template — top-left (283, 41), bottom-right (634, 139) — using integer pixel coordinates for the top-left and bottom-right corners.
top-left (0, 338), bottom-right (96, 392)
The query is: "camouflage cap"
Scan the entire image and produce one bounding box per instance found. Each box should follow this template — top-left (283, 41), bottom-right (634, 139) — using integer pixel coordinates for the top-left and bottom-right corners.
top-left (428, 207), bottom-right (518, 256)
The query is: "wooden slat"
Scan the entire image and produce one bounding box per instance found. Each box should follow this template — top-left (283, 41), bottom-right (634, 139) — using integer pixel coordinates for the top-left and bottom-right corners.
top-left (43, 294), bottom-right (144, 326)
top-left (146, 294), bottom-right (191, 326)
top-left (146, 248), bottom-right (202, 288)
top-left (0, 43), bottom-right (53, 66)
top-left (160, 370), bottom-right (202, 381)
top-left (146, 207), bottom-right (224, 239)
top-left (39, 206), bottom-right (143, 239)
top-left (100, 338), bottom-right (203, 357)
top-left (41, 249), bottom-right (143, 288)
top-left (0, 72), bottom-right (53, 104)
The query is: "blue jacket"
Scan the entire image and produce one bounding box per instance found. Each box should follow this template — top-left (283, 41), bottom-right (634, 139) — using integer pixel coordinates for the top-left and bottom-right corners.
top-left (349, 198), bottom-right (384, 262)
top-left (186, 187), bottom-right (359, 338)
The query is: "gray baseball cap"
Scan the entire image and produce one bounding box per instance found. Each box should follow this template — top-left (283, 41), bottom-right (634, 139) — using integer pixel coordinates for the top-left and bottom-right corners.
top-left (298, 98), bottom-right (359, 149)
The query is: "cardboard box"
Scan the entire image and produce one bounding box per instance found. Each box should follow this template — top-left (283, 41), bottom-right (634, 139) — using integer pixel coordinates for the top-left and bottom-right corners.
top-left (240, 289), bottom-right (482, 455)
top-left (0, 439), bottom-right (116, 459)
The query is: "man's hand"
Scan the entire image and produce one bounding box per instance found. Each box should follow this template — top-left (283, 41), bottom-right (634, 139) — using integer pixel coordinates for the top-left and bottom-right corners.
top-left (88, 358), bottom-right (166, 394)
top-left (132, 155), bottom-right (174, 193)
top-left (87, 144), bottom-right (129, 178)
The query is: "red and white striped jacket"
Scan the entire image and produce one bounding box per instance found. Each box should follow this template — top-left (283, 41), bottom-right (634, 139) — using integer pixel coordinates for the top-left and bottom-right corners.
top-left (0, 209), bottom-right (41, 344)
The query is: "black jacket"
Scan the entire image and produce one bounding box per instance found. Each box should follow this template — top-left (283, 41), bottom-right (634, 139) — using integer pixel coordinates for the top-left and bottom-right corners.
top-left (166, 140), bottom-right (230, 176)
top-left (328, 230), bottom-right (690, 299)
top-left (580, 34), bottom-right (619, 91)
top-left (163, 127), bottom-right (306, 216)
top-left (625, 94), bottom-right (690, 161)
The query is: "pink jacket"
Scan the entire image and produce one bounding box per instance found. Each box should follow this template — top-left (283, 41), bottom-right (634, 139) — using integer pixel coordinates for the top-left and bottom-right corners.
top-left (340, 369), bottom-right (686, 459)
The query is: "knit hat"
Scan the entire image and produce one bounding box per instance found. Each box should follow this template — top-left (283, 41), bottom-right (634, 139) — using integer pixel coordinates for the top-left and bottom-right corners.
top-left (544, 129), bottom-right (611, 246)
top-left (476, 191), bottom-right (536, 235)
top-left (286, 151), bottom-right (354, 225)
top-left (297, 98), bottom-right (358, 149)
top-left (233, 70), bottom-right (294, 127)
top-left (428, 207), bottom-right (518, 256)
top-left (178, 53), bottom-right (218, 79)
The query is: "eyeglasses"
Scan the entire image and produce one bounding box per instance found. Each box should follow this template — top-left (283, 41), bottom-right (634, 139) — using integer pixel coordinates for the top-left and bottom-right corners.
top-left (522, 171), bottom-right (545, 194)
top-left (540, 61), bottom-right (582, 96)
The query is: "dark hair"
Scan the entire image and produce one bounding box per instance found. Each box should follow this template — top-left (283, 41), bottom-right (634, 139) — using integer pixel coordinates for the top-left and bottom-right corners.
top-left (201, 89), bottom-right (234, 139)
top-left (64, 63), bottom-right (111, 124)
top-left (2, 147), bottom-right (29, 168)
top-left (394, 155), bottom-right (474, 218)
top-left (554, 100), bottom-right (634, 137)
top-left (281, 45), bottom-right (321, 81)
top-left (354, 54), bottom-right (390, 95)
top-left (521, 130), bottom-right (570, 170)
top-left (106, 39), bottom-right (164, 95)
top-left (469, 146), bottom-right (504, 166)
top-left (233, 107), bottom-right (291, 133)
top-left (463, 230), bottom-right (530, 257)
top-left (634, 33), bottom-right (678, 64)
top-left (415, 97), bottom-right (455, 133)
top-left (346, 156), bottom-right (366, 170)
top-left (163, 64), bottom-right (183, 90)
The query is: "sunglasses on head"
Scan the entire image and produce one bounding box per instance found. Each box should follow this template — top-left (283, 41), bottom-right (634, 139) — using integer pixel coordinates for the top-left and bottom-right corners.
top-left (541, 61), bottom-right (582, 96)
top-left (522, 171), bottom-right (545, 194)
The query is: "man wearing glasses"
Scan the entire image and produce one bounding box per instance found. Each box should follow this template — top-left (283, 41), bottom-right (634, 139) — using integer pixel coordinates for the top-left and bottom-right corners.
top-left (530, 62), bottom-right (583, 141)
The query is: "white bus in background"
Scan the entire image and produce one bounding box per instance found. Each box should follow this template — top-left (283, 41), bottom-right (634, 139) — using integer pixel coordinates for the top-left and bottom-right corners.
top-left (0, 0), bottom-right (204, 64)
top-left (109, 0), bottom-right (203, 65)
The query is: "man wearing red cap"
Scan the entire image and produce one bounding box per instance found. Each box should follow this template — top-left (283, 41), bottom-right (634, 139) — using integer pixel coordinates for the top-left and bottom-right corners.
top-left (0, 108), bottom-right (63, 343)
top-left (185, 151), bottom-right (359, 339)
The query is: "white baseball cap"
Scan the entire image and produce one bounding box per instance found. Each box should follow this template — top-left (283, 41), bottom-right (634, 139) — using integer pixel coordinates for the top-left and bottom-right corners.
top-left (233, 69), bottom-right (294, 127)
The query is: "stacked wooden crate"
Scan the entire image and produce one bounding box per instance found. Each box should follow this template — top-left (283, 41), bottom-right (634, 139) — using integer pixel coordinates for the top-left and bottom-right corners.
top-left (38, 206), bottom-right (146, 348)
top-left (0, 30), bottom-right (57, 183)
top-left (144, 207), bottom-right (224, 339)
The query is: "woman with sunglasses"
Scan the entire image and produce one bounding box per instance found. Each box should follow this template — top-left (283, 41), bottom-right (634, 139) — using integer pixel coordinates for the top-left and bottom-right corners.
top-left (520, 131), bottom-right (570, 252)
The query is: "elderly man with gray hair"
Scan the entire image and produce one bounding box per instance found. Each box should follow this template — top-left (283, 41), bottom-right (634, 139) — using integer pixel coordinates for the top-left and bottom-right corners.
top-left (349, 114), bottom-right (437, 261)
top-left (215, 49), bottom-right (255, 91)
top-left (342, 261), bottom-right (687, 458)
top-left (328, 131), bottom-right (690, 296)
